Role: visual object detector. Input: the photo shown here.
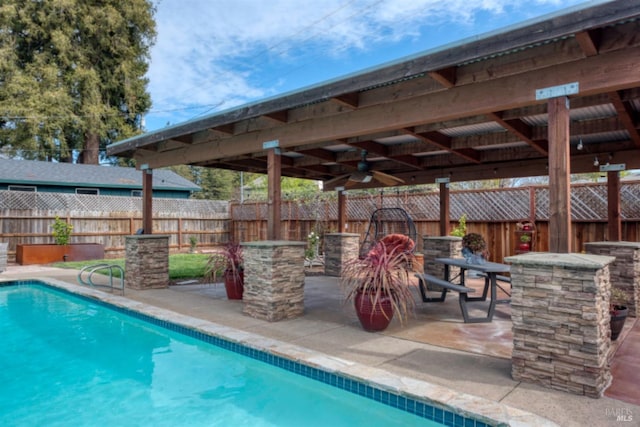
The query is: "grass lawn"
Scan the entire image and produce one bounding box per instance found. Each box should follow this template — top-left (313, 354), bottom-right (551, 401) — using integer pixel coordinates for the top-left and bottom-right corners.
top-left (52, 253), bottom-right (211, 281)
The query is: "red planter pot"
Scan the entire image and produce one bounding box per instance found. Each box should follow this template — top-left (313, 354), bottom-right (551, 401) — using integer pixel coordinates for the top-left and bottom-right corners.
top-left (224, 270), bottom-right (244, 300)
top-left (518, 242), bottom-right (531, 252)
top-left (354, 291), bottom-right (394, 332)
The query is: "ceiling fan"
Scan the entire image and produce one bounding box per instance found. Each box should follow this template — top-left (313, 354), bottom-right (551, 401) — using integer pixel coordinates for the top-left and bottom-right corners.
top-left (325, 150), bottom-right (404, 188)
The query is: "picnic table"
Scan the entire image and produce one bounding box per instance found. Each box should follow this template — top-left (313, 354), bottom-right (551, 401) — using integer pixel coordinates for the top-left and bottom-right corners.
top-left (415, 257), bottom-right (511, 323)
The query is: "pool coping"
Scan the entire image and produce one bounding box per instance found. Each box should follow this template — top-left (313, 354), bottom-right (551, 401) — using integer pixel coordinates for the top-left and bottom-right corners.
top-left (2, 277), bottom-right (558, 427)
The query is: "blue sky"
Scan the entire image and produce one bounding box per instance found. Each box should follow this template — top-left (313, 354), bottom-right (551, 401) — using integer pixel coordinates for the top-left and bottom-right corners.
top-left (144, 0), bottom-right (594, 132)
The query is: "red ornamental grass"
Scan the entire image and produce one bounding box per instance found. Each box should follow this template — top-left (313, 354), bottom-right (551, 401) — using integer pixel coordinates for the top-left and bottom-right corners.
top-left (206, 242), bottom-right (244, 283)
top-left (341, 241), bottom-right (418, 325)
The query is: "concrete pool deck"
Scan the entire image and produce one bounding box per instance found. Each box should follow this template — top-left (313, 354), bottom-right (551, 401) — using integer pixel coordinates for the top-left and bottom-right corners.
top-left (2, 264), bottom-right (638, 427)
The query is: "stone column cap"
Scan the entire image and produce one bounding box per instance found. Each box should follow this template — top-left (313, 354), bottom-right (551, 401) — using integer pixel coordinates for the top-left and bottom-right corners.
top-left (125, 234), bottom-right (170, 240)
top-left (424, 236), bottom-right (462, 241)
top-left (505, 252), bottom-right (615, 268)
top-left (324, 232), bottom-right (360, 237)
top-left (584, 241), bottom-right (640, 249)
top-left (242, 240), bottom-right (305, 247)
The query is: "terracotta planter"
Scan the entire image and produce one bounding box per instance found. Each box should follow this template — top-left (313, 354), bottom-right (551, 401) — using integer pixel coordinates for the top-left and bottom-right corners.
top-left (16, 243), bottom-right (105, 265)
top-left (223, 270), bottom-right (244, 300)
top-left (610, 306), bottom-right (628, 341)
top-left (518, 242), bottom-right (531, 251)
top-left (354, 291), bottom-right (394, 332)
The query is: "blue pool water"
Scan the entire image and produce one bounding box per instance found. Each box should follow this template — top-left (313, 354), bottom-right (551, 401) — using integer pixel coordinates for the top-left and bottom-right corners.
top-left (0, 282), bottom-right (482, 427)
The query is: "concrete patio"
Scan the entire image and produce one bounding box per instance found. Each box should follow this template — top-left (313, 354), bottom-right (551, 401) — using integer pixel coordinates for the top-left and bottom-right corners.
top-left (2, 264), bottom-right (638, 427)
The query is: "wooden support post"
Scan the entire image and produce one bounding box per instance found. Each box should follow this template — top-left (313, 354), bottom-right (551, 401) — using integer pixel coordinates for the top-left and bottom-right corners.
top-left (547, 97), bottom-right (572, 253)
top-left (142, 168), bottom-right (153, 234)
top-left (607, 171), bottom-right (622, 241)
top-left (529, 186), bottom-right (536, 223)
top-left (267, 148), bottom-right (282, 240)
top-left (439, 182), bottom-right (450, 236)
top-left (337, 190), bottom-right (347, 233)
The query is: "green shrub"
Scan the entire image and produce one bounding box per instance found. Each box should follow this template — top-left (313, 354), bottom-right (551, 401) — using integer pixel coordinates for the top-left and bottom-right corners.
top-left (52, 216), bottom-right (73, 245)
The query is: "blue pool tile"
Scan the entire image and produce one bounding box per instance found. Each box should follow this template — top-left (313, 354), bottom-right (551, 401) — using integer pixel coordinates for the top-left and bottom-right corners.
top-left (444, 410), bottom-right (455, 426)
top-left (426, 405), bottom-right (436, 420)
top-left (389, 393), bottom-right (398, 408)
top-left (406, 398), bottom-right (416, 414)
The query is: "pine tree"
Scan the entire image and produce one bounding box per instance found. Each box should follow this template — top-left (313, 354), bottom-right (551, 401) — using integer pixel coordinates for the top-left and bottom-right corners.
top-left (0, 0), bottom-right (156, 163)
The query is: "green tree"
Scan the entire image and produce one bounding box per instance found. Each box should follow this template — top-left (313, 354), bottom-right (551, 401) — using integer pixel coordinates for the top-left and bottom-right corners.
top-left (166, 165), bottom-right (239, 200)
top-left (241, 175), bottom-right (321, 201)
top-left (0, 0), bottom-right (156, 164)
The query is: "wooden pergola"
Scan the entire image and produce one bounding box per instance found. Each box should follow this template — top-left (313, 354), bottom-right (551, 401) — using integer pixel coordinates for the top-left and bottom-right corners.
top-left (108, 1), bottom-right (640, 253)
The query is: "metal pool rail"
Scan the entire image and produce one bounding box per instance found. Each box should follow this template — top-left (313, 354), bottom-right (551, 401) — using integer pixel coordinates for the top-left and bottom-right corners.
top-left (77, 263), bottom-right (125, 295)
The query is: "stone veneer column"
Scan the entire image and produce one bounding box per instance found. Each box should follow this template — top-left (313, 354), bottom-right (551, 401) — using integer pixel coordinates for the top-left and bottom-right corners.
top-left (422, 236), bottom-right (462, 278)
top-left (504, 253), bottom-right (615, 398)
top-left (324, 233), bottom-right (360, 277)
top-left (585, 241), bottom-right (640, 317)
top-left (0, 242), bottom-right (7, 272)
top-left (124, 235), bottom-right (169, 290)
top-left (242, 240), bottom-right (306, 322)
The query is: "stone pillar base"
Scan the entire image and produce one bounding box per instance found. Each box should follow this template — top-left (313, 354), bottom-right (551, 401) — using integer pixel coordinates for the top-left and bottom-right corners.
top-left (422, 236), bottom-right (462, 278)
top-left (242, 241), bottom-right (306, 322)
top-left (124, 235), bottom-right (169, 290)
top-left (0, 242), bottom-right (7, 272)
top-left (585, 241), bottom-right (640, 317)
top-left (324, 233), bottom-right (360, 277)
top-left (505, 252), bottom-right (615, 398)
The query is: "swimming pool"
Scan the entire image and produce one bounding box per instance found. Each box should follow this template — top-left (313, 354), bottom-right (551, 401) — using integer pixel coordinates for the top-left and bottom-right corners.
top-left (0, 279), bottom-right (532, 426)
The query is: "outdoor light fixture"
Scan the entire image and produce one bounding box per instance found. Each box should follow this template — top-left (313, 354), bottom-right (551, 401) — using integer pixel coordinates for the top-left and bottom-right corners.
top-left (577, 139), bottom-right (584, 150)
top-left (593, 156), bottom-right (599, 167)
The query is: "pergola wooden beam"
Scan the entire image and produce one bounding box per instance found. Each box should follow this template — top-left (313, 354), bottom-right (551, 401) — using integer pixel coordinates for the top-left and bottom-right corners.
top-left (547, 96), bottom-right (572, 253)
top-left (608, 171), bottom-right (622, 241)
top-left (487, 112), bottom-right (548, 155)
top-left (575, 29), bottom-right (601, 57)
top-left (134, 46), bottom-right (640, 169)
top-left (142, 167), bottom-right (153, 234)
top-left (439, 182), bottom-right (450, 236)
top-left (609, 90), bottom-right (640, 148)
top-left (410, 129), bottom-right (482, 164)
top-left (429, 66), bottom-right (457, 89)
top-left (263, 111), bottom-right (288, 124)
top-left (331, 93), bottom-right (359, 109)
top-left (267, 149), bottom-right (281, 240)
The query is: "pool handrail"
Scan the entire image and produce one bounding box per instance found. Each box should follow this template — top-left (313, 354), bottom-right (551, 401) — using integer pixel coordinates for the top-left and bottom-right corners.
top-left (77, 263), bottom-right (125, 295)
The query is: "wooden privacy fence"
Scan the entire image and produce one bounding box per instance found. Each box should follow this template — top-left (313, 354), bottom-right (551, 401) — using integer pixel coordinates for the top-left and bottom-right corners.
top-left (0, 191), bottom-right (229, 262)
top-left (1, 181), bottom-right (639, 264)
top-left (230, 181), bottom-right (640, 262)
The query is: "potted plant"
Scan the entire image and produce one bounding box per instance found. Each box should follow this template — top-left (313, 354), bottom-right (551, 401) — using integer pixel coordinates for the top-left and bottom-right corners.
top-left (340, 240), bottom-right (419, 332)
top-left (610, 287), bottom-right (629, 341)
top-left (205, 242), bottom-right (244, 300)
top-left (450, 214), bottom-right (467, 237)
top-left (52, 216), bottom-right (73, 245)
top-left (517, 221), bottom-right (534, 232)
top-left (305, 231), bottom-right (320, 260)
top-left (518, 233), bottom-right (532, 251)
top-left (461, 232), bottom-right (488, 263)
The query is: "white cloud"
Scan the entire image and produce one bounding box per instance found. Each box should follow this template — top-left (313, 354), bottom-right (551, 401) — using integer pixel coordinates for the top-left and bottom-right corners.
top-left (145, 0), bottom-right (586, 129)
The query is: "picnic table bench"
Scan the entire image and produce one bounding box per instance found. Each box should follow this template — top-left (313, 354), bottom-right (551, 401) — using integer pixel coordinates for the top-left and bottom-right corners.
top-left (415, 273), bottom-right (475, 302)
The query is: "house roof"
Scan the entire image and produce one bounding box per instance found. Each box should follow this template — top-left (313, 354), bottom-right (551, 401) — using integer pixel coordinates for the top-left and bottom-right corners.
top-left (107, 0), bottom-right (640, 190)
top-left (0, 158), bottom-right (200, 192)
